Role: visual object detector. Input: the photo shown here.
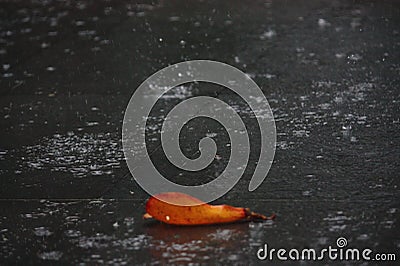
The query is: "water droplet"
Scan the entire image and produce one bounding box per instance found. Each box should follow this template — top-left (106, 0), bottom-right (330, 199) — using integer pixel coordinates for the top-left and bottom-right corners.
top-left (318, 18), bottom-right (331, 28)
top-left (259, 29), bottom-right (276, 40)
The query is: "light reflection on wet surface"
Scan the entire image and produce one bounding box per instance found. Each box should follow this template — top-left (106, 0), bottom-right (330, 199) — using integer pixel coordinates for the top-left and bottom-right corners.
top-left (0, 199), bottom-right (397, 264)
top-left (0, 0), bottom-right (399, 264)
top-left (20, 132), bottom-right (124, 177)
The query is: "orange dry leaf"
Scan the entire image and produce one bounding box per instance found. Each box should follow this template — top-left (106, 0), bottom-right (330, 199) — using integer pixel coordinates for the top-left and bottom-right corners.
top-left (143, 192), bottom-right (276, 225)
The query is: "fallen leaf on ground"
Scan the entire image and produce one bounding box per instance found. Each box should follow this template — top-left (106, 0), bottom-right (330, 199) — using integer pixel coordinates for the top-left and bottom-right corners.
top-left (143, 192), bottom-right (276, 225)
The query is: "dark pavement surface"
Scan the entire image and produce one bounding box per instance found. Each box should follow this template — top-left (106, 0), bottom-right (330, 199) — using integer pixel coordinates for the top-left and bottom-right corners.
top-left (0, 0), bottom-right (399, 264)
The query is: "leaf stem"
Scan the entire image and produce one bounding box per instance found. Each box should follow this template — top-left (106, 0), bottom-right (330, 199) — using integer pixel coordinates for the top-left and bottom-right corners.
top-left (245, 208), bottom-right (276, 221)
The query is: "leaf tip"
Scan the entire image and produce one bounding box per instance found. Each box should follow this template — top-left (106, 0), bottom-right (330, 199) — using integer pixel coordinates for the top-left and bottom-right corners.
top-left (143, 213), bottom-right (153, 219)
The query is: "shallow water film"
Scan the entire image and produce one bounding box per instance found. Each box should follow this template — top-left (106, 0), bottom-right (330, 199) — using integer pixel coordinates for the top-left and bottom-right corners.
top-left (0, 0), bottom-right (399, 265)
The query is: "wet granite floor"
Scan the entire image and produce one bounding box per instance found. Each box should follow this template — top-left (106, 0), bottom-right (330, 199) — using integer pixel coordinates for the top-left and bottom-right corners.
top-left (0, 0), bottom-right (399, 264)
